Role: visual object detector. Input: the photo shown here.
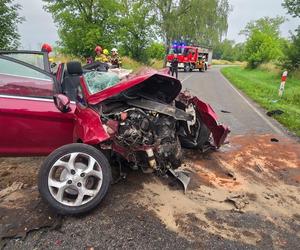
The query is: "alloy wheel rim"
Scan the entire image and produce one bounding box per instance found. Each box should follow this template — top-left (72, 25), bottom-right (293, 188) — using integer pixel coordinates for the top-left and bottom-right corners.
top-left (48, 152), bottom-right (103, 206)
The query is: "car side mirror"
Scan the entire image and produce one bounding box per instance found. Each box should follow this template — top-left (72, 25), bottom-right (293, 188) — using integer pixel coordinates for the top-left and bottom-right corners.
top-left (54, 94), bottom-right (71, 113)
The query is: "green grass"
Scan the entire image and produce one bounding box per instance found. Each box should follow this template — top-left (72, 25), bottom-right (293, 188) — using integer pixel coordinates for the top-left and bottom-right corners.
top-left (221, 66), bottom-right (300, 137)
top-left (122, 56), bottom-right (144, 72)
top-left (212, 59), bottom-right (246, 66)
top-left (149, 59), bottom-right (164, 70)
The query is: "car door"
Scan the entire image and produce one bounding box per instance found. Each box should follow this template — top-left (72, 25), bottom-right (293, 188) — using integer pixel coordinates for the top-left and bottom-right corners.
top-left (0, 54), bottom-right (75, 156)
top-left (0, 50), bottom-right (51, 72)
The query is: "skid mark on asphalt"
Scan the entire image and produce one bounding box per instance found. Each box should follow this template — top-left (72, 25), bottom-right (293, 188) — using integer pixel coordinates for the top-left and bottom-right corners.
top-left (135, 134), bottom-right (300, 247)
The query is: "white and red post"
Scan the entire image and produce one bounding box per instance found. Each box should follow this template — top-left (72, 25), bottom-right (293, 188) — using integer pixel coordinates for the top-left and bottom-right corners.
top-left (278, 71), bottom-right (288, 97)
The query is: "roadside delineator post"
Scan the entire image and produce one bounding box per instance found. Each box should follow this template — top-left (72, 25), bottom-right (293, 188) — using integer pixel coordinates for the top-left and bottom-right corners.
top-left (278, 71), bottom-right (288, 97)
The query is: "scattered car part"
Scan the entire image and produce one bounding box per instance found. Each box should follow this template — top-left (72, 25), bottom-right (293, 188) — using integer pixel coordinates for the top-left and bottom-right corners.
top-left (168, 168), bottom-right (190, 193)
top-left (221, 110), bottom-right (231, 114)
top-left (225, 194), bottom-right (249, 212)
top-left (271, 138), bottom-right (279, 142)
top-left (266, 109), bottom-right (284, 117)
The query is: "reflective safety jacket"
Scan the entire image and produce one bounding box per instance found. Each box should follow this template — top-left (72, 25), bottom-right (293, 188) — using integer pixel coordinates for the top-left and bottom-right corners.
top-left (110, 55), bottom-right (122, 68)
top-left (95, 54), bottom-right (109, 63)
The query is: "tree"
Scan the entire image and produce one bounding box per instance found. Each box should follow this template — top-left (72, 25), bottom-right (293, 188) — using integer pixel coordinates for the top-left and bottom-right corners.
top-left (151, 0), bottom-right (231, 48)
top-left (117, 0), bottom-right (156, 61)
top-left (282, 0), bottom-right (300, 72)
top-left (146, 42), bottom-right (165, 59)
top-left (177, 0), bottom-right (230, 46)
top-left (283, 28), bottom-right (300, 71)
top-left (213, 39), bottom-right (235, 60)
top-left (43, 0), bottom-right (119, 57)
top-left (283, 0), bottom-right (300, 17)
top-left (241, 17), bottom-right (285, 68)
top-left (44, 0), bottom-right (231, 62)
top-left (213, 40), bottom-right (246, 62)
top-left (0, 0), bottom-right (24, 49)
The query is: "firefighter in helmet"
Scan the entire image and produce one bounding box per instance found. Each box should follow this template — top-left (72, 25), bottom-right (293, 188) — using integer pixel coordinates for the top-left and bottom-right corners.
top-left (110, 48), bottom-right (122, 68)
top-left (102, 49), bottom-right (109, 62)
top-left (94, 45), bottom-right (108, 63)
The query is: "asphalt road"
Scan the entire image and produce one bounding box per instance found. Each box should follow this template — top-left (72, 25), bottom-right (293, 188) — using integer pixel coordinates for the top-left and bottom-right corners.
top-left (178, 66), bottom-right (284, 136)
top-left (3, 66), bottom-right (299, 250)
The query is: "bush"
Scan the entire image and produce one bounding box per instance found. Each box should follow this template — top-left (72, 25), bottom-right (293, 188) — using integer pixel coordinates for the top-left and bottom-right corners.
top-left (145, 42), bottom-right (166, 60)
top-left (245, 30), bottom-right (283, 68)
top-left (242, 17), bottom-right (285, 68)
top-left (283, 28), bottom-right (300, 72)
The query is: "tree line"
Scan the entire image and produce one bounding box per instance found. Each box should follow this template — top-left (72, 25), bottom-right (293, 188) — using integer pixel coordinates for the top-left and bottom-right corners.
top-left (1, 0), bottom-right (299, 72)
top-left (0, 0), bottom-right (230, 62)
top-left (42, 0), bottom-right (230, 62)
top-left (214, 0), bottom-right (300, 73)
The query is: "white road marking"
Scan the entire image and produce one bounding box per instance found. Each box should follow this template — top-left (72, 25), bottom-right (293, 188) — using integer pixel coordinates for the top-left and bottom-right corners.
top-left (219, 71), bottom-right (284, 136)
top-left (181, 73), bottom-right (194, 83)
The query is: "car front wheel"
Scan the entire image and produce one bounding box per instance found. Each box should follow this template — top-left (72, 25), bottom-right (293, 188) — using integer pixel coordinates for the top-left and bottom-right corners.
top-left (38, 143), bottom-right (111, 215)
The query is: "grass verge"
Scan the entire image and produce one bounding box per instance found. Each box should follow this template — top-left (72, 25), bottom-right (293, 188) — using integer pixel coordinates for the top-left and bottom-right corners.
top-left (212, 59), bottom-right (246, 66)
top-left (221, 66), bottom-right (300, 137)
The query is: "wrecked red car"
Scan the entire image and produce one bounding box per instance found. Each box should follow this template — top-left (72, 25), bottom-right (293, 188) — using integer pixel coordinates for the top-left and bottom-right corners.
top-left (0, 51), bottom-right (229, 215)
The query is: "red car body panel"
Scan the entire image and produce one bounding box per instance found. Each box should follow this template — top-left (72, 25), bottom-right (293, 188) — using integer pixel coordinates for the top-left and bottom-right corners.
top-left (0, 96), bottom-right (76, 156)
top-left (73, 104), bottom-right (110, 145)
top-left (191, 97), bottom-right (230, 147)
top-left (0, 73), bottom-right (53, 97)
top-left (87, 72), bottom-right (158, 104)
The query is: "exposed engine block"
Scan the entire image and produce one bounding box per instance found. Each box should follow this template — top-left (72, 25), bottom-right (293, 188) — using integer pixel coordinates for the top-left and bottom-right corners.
top-left (115, 108), bottom-right (182, 172)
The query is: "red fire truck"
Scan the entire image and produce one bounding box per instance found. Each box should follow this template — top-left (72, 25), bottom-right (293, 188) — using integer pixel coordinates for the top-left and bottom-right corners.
top-left (166, 45), bottom-right (213, 72)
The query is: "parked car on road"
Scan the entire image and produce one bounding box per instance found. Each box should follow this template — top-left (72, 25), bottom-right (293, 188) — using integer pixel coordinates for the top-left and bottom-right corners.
top-left (0, 51), bottom-right (229, 215)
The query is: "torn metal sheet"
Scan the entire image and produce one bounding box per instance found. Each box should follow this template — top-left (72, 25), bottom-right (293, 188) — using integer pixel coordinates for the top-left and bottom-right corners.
top-left (168, 169), bottom-right (191, 193)
top-left (127, 99), bottom-right (193, 121)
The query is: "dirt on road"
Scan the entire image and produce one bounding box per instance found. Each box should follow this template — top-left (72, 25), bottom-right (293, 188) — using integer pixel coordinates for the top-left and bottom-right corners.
top-left (1, 134), bottom-right (300, 249)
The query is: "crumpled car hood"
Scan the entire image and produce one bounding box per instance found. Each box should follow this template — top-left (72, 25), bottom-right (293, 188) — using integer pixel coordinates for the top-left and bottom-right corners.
top-left (87, 70), bottom-right (181, 105)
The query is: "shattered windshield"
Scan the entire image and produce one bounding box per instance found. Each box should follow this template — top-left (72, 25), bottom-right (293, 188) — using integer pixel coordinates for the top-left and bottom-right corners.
top-left (83, 71), bottom-right (120, 94)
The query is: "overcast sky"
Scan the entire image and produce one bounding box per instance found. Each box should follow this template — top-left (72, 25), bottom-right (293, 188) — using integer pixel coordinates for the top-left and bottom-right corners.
top-left (16, 0), bottom-right (299, 49)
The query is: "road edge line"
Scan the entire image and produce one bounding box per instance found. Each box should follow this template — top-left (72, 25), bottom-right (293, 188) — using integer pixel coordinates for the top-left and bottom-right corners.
top-left (219, 70), bottom-right (284, 136)
top-left (181, 73), bottom-right (194, 83)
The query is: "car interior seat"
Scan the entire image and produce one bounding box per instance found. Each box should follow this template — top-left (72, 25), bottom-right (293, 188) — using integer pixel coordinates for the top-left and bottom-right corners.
top-left (62, 61), bottom-right (83, 101)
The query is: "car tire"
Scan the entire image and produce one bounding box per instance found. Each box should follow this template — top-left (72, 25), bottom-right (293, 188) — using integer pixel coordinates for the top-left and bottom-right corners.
top-left (184, 63), bottom-right (190, 72)
top-left (38, 143), bottom-right (111, 215)
top-left (189, 64), bottom-right (195, 72)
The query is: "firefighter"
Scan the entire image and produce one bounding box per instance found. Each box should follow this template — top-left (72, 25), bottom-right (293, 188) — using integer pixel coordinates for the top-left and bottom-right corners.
top-left (94, 45), bottom-right (108, 63)
top-left (103, 49), bottom-right (109, 62)
top-left (171, 54), bottom-right (179, 79)
top-left (110, 48), bottom-right (122, 68)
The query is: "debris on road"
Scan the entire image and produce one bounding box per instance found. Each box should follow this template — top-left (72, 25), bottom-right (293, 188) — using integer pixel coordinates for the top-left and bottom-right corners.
top-left (226, 171), bottom-right (236, 180)
top-left (224, 194), bottom-right (249, 212)
top-left (1, 134), bottom-right (300, 249)
top-left (255, 164), bottom-right (264, 173)
top-left (266, 110), bottom-right (284, 117)
top-left (221, 110), bottom-right (232, 114)
top-left (271, 138), bottom-right (279, 142)
top-left (0, 182), bottom-right (23, 199)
